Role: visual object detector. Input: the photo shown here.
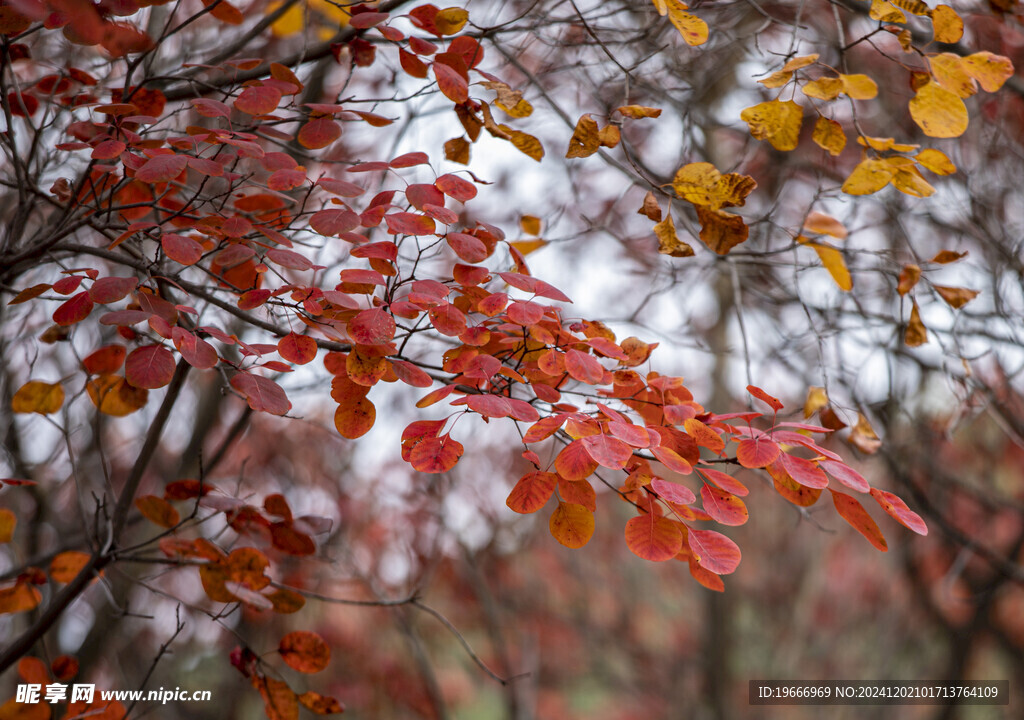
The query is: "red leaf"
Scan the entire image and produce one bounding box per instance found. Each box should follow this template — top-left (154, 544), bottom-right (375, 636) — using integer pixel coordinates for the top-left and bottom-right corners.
top-left (348, 308), bottom-right (396, 345)
top-left (580, 433), bottom-right (632, 469)
top-left (162, 234), bottom-right (203, 265)
top-left (506, 471), bottom-right (558, 513)
top-left (278, 333), bottom-right (317, 365)
top-left (523, 414), bottom-right (567, 443)
top-left (125, 345), bottom-right (175, 389)
top-left (697, 468), bottom-right (749, 497)
top-left (390, 151), bottom-right (429, 168)
top-left (433, 61), bottom-right (468, 102)
top-left (52, 291), bottom-right (94, 326)
top-left (298, 118), bottom-right (341, 149)
top-left (446, 232), bottom-right (488, 263)
top-left (386, 360), bottom-right (429, 388)
top-left (428, 303), bottom-right (467, 336)
top-left (780, 453), bottom-right (829, 489)
top-left (172, 328), bottom-right (218, 369)
top-left (136, 154), bottom-right (188, 183)
top-left (234, 85), bottom-right (282, 115)
top-left (459, 394), bottom-right (511, 418)
top-left (230, 373), bottom-right (292, 415)
top-left (830, 489), bottom-right (887, 550)
top-left (435, 173), bottom-right (477, 202)
top-left (650, 477), bottom-right (695, 504)
top-left (409, 433), bottom-right (464, 473)
top-left (686, 528), bottom-right (742, 574)
top-left (310, 208), bottom-right (359, 236)
top-left (819, 459), bottom-right (870, 493)
top-left (700, 484), bottom-right (748, 526)
top-left (279, 631), bottom-right (330, 673)
top-left (385, 212), bottom-right (436, 235)
top-left (870, 488), bottom-right (927, 535)
top-left (83, 345), bottom-right (127, 374)
top-left (399, 48), bottom-right (429, 77)
top-left (89, 276), bottom-right (138, 304)
top-left (625, 514), bottom-right (683, 561)
top-left (564, 349), bottom-right (605, 385)
top-left (507, 300), bottom-right (545, 326)
top-left (266, 248), bottom-right (313, 271)
top-left (736, 435), bottom-right (780, 468)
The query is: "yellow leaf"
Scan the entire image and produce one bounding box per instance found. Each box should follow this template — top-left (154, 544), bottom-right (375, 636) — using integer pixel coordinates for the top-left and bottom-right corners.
top-left (566, 114), bottom-right (600, 158)
top-left (599, 124), bottom-right (621, 148)
top-left (520, 215), bottom-right (542, 236)
top-left (0, 508), bottom-right (15, 543)
top-left (499, 126), bottom-right (544, 161)
top-left (509, 239), bottom-right (549, 256)
top-left (696, 207), bottom-right (749, 255)
top-left (812, 116), bottom-right (846, 156)
top-left (671, 162), bottom-right (757, 210)
top-left (481, 81), bottom-right (533, 118)
top-left (740, 99), bottom-right (803, 151)
top-left (897, 264), bottom-right (921, 295)
top-left (758, 71), bottom-right (792, 88)
top-left (444, 136), bottom-right (470, 165)
top-left (269, 2), bottom-right (306, 36)
top-left (842, 158), bottom-right (894, 195)
top-left (654, 214), bottom-right (695, 257)
top-left (962, 52), bottom-right (1015, 93)
top-left (909, 81), bottom-right (968, 138)
top-left (804, 386), bottom-right (828, 418)
top-left (660, 0), bottom-right (708, 46)
top-left (857, 136), bottom-right (919, 152)
top-left (617, 105), bottom-right (662, 119)
top-left (11, 381), bottom-right (65, 415)
top-left (905, 301), bottom-right (928, 346)
top-left (803, 211), bottom-right (847, 239)
top-left (840, 74), bottom-right (879, 100)
top-left (891, 0), bottom-right (930, 15)
top-left (891, 167), bottom-right (935, 198)
top-left (931, 249), bottom-right (967, 264)
top-left (934, 285), bottom-right (979, 309)
top-left (932, 5), bottom-right (964, 44)
top-left (849, 413), bottom-right (881, 454)
top-left (806, 241), bottom-right (853, 291)
top-left (435, 7), bottom-right (468, 35)
top-left (549, 502), bottom-right (595, 548)
top-left (870, 0), bottom-right (906, 23)
top-left (915, 148), bottom-right (956, 175)
top-left (802, 77), bottom-right (843, 100)
top-left (929, 54), bottom-right (977, 98)
top-left (783, 54), bottom-right (819, 71)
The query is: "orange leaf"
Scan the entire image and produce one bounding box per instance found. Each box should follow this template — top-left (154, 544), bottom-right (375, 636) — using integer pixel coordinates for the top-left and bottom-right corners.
top-left (135, 495), bottom-right (180, 528)
top-left (334, 397), bottom-right (376, 439)
top-left (625, 513), bottom-right (683, 561)
top-left (409, 434), bottom-right (463, 473)
top-left (11, 381), bottom-right (65, 415)
top-left (279, 631), bottom-right (331, 673)
top-left (50, 551), bottom-right (92, 583)
top-left (549, 502), bottom-right (594, 549)
top-left (0, 509), bottom-right (15, 543)
top-left (278, 333), bottom-right (317, 365)
top-left (506, 471), bottom-right (558, 513)
top-left (934, 285), bottom-right (979, 309)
